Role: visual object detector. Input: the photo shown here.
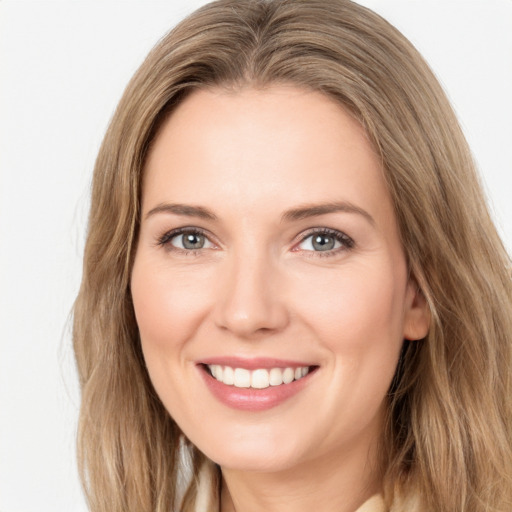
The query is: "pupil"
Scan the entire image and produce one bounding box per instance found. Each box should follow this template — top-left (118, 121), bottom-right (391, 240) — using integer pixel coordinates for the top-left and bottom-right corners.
top-left (183, 233), bottom-right (204, 249)
top-left (312, 234), bottom-right (335, 251)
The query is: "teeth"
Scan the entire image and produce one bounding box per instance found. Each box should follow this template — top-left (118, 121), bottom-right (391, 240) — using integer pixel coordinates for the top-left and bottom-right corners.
top-left (223, 366), bottom-right (234, 385)
top-left (282, 367), bottom-right (294, 384)
top-left (251, 369), bottom-right (269, 389)
top-left (207, 364), bottom-right (311, 389)
top-left (269, 368), bottom-right (283, 386)
top-left (233, 368), bottom-right (251, 388)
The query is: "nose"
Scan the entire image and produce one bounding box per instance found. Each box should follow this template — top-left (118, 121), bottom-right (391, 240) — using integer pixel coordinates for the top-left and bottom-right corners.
top-left (213, 251), bottom-right (290, 339)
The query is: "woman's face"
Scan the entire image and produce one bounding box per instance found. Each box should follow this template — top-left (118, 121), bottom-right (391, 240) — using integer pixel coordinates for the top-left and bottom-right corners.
top-left (131, 86), bottom-right (429, 473)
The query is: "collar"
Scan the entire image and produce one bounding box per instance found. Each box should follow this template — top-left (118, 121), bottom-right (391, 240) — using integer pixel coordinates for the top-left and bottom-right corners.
top-left (194, 461), bottom-right (386, 512)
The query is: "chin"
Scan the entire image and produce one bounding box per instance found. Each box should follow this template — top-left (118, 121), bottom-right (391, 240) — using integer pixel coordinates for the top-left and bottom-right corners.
top-left (192, 426), bottom-right (305, 473)
top-left (208, 449), bottom-right (299, 473)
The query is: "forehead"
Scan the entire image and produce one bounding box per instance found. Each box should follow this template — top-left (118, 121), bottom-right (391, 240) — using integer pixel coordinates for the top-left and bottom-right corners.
top-left (142, 86), bottom-right (388, 219)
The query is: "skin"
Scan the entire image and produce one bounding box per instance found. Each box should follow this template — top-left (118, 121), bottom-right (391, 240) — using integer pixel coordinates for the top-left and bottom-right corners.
top-left (131, 86), bottom-right (430, 512)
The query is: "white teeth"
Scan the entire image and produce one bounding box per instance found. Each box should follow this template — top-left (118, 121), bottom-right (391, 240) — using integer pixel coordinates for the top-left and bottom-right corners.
top-left (251, 369), bottom-right (269, 389)
top-left (233, 368), bottom-right (251, 388)
top-left (269, 367), bottom-right (283, 386)
top-left (207, 364), bottom-right (311, 388)
top-left (282, 367), bottom-right (294, 384)
top-left (223, 366), bottom-right (234, 385)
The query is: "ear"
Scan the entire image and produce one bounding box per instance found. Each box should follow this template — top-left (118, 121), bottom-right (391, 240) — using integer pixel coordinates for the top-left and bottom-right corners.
top-left (403, 279), bottom-right (430, 341)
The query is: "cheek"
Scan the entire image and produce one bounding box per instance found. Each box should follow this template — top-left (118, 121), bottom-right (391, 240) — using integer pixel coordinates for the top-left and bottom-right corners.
top-left (130, 257), bottom-right (215, 418)
top-left (131, 259), bottom-right (212, 353)
top-left (296, 262), bottom-right (406, 430)
top-left (294, 260), bottom-right (407, 353)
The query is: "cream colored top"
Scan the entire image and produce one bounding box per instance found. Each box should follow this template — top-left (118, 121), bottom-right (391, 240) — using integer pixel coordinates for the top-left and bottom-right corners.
top-left (355, 495), bottom-right (386, 512)
top-left (193, 461), bottom-right (386, 512)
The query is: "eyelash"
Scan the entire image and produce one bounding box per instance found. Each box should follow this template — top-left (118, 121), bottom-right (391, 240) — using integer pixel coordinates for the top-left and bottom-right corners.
top-left (157, 227), bottom-right (212, 256)
top-left (156, 227), bottom-right (355, 257)
top-left (296, 227), bottom-right (355, 257)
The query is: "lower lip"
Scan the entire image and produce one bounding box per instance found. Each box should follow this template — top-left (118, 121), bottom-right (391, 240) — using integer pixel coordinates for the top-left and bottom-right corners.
top-left (199, 366), bottom-right (315, 412)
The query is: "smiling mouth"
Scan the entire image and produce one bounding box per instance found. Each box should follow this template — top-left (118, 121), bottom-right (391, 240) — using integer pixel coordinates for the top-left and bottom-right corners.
top-left (203, 364), bottom-right (317, 389)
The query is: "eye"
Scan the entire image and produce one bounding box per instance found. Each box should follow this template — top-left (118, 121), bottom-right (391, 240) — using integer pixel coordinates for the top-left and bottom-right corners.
top-left (297, 229), bottom-right (354, 254)
top-left (158, 228), bottom-right (215, 251)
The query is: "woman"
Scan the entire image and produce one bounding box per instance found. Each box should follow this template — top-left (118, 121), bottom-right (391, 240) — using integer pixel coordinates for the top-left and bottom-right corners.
top-left (73, 1), bottom-right (512, 511)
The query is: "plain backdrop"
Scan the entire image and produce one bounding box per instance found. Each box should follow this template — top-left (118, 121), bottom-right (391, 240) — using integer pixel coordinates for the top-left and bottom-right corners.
top-left (1, 1), bottom-right (511, 511)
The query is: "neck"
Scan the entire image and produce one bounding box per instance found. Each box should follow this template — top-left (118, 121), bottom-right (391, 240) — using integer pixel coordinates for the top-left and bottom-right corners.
top-left (220, 435), bottom-right (382, 512)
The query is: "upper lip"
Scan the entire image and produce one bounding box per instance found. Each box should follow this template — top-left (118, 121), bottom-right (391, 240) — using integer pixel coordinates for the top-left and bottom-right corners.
top-left (198, 356), bottom-right (316, 370)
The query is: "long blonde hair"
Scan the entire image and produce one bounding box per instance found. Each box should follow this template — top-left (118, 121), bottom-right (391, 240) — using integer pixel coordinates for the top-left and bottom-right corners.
top-left (73, 1), bottom-right (512, 510)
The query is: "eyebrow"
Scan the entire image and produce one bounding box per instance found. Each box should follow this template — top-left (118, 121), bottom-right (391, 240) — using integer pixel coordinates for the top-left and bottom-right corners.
top-left (145, 203), bottom-right (217, 221)
top-left (281, 201), bottom-right (375, 226)
top-left (145, 200), bottom-right (374, 226)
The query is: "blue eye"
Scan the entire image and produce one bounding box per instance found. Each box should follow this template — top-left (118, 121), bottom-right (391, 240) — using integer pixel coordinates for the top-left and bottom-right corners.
top-left (159, 229), bottom-right (214, 250)
top-left (298, 229), bottom-right (354, 253)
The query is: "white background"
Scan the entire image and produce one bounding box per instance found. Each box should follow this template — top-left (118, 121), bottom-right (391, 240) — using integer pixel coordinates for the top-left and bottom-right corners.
top-left (1, 1), bottom-right (511, 511)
